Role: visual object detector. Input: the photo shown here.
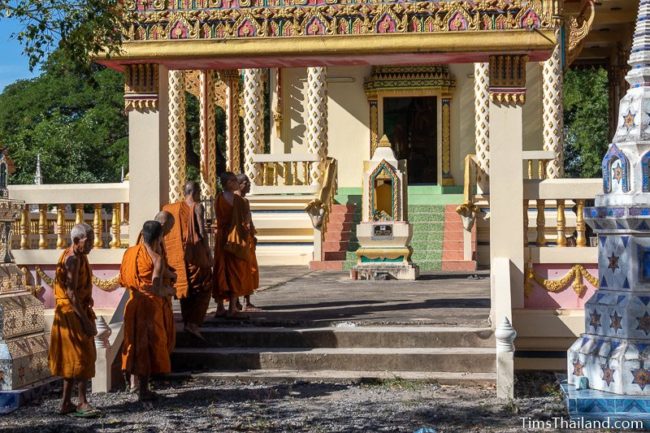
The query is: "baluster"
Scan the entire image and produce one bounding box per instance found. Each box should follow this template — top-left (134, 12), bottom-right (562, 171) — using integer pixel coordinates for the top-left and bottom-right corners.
top-left (556, 199), bottom-right (567, 247)
top-left (284, 162), bottom-right (291, 185)
top-left (527, 161), bottom-right (533, 180)
top-left (93, 204), bottom-right (103, 248)
top-left (292, 162), bottom-right (299, 185)
top-left (538, 160), bottom-right (545, 180)
top-left (20, 207), bottom-right (30, 250)
top-left (524, 199), bottom-right (529, 247)
top-left (75, 204), bottom-right (84, 224)
top-left (542, 161), bottom-right (548, 180)
top-left (576, 199), bottom-right (586, 247)
top-left (536, 199), bottom-right (546, 246)
top-left (109, 203), bottom-right (121, 249)
top-left (303, 162), bottom-right (310, 185)
top-left (273, 162), bottom-right (279, 186)
top-left (56, 205), bottom-right (66, 249)
top-left (38, 204), bottom-right (48, 249)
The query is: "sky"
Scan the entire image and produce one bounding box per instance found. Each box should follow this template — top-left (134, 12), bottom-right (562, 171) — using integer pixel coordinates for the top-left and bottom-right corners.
top-left (0, 18), bottom-right (41, 92)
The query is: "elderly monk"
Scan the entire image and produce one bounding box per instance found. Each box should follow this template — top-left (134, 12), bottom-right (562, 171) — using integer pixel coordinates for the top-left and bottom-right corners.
top-left (236, 173), bottom-right (260, 312)
top-left (49, 223), bottom-right (100, 417)
top-left (162, 181), bottom-right (212, 339)
top-left (120, 221), bottom-right (175, 402)
top-left (213, 171), bottom-right (254, 318)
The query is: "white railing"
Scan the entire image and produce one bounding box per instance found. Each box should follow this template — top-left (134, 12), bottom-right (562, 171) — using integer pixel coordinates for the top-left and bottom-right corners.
top-left (8, 183), bottom-right (129, 262)
top-left (251, 153), bottom-right (319, 195)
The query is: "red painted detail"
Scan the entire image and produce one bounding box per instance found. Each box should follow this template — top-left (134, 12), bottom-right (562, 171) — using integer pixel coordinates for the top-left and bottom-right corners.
top-left (310, 260), bottom-right (345, 271)
top-left (441, 204), bottom-right (477, 272)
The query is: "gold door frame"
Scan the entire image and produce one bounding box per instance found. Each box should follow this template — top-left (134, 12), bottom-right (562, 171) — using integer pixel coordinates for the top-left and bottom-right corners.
top-left (364, 65), bottom-right (456, 186)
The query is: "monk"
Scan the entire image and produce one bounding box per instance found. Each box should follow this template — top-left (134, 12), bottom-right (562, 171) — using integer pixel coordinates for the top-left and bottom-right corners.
top-left (236, 173), bottom-right (260, 311)
top-left (213, 171), bottom-right (254, 317)
top-left (49, 223), bottom-right (100, 417)
top-left (162, 181), bottom-right (212, 339)
top-left (120, 220), bottom-right (175, 401)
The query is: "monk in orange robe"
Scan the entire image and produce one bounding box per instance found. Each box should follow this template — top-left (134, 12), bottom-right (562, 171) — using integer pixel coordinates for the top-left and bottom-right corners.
top-left (49, 223), bottom-right (100, 417)
top-left (162, 181), bottom-right (212, 339)
top-left (236, 173), bottom-right (260, 311)
top-left (121, 220), bottom-right (175, 401)
top-left (213, 171), bottom-right (254, 317)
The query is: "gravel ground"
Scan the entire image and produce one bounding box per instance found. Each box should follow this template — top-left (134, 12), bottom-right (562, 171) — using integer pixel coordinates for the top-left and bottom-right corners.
top-left (2, 373), bottom-right (640, 433)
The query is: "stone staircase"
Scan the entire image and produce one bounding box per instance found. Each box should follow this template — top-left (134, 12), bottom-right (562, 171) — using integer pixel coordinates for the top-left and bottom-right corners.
top-left (172, 324), bottom-right (496, 385)
top-left (310, 203), bottom-right (476, 272)
top-left (248, 195), bottom-right (314, 266)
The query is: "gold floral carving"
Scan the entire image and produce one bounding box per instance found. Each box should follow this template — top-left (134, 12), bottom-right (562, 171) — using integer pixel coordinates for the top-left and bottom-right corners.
top-left (524, 264), bottom-right (598, 298)
top-left (35, 267), bottom-right (121, 292)
top-left (488, 54), bottom-right (528, 106)
top-left (124, 64), bottom-right (159, 112)
top-left (565, 0), bottom-right (595, 68)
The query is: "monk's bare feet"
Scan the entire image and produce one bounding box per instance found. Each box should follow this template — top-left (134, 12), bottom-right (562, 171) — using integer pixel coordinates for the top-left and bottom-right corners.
top-left (226, 310), bottom-right (249, 320)
top-left (58, 401), bottom-right (76, 415)
top-left (243, 303), bottom-right (262, 312)
top-left (138, 389), bottom-right (160, 402)
top-left (214, 305), bottom-right (227, 318)
top-left (236, 300), bottom-right (243, 311)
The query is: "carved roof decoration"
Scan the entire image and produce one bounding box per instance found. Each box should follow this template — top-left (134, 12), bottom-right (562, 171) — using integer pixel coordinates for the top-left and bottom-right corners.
top-left (122, 0), bottom-right (554, 42)
top-left (364, 65), bottom-right (456, 96)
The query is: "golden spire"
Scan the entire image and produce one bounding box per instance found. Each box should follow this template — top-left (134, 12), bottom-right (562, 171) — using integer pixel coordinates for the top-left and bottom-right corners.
top-left (378, 134), bottom-right (392, 148)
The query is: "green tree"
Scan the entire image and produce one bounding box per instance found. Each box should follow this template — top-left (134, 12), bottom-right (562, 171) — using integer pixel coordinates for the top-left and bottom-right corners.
top-left (563, 67), bottom-right (610, 178)
top-left (0, 50), bottom-right (128, 184)
top-left (1, 0), bottom-right (123, 70)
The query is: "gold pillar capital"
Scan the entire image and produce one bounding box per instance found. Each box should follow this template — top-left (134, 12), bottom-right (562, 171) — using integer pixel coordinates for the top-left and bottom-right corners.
top-left (124, 64), bottom-right (160, 113)
top-left (488, 55), bottom-right (528, 106)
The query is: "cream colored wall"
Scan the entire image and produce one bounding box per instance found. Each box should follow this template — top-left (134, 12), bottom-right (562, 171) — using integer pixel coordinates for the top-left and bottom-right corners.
top-left (277, 62), bottom-right (544, 188)
top-left (278, 66), bottom-right (371, 188)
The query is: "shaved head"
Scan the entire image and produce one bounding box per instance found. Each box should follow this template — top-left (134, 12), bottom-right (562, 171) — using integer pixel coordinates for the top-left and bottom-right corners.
top-left (154, 210), bottom-right (174, 235)
top-left (184, 181), bottom-right (200, 197)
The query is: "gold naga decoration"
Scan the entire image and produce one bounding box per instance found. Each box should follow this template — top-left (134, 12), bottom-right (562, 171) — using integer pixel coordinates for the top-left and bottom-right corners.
top-left (565, 0), bottom-right (595, 68)
top-left (35, 267), bottom-right (122, 292)
top-left (524, 263), bottom-right (598, 298)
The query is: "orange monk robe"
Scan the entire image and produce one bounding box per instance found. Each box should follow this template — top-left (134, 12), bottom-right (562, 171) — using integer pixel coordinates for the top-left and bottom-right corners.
top-left (213, 193), bottom-right (254, 300)
top-left (243, 199), bottom-right (259, 293)
top-left (120, 244), bottom-right (171, 377)
top-left (136, 232), bottom-right (175, 354)
top-left (162, 202), bottom-right (212, 325)
top-left (48, 250), bottom-right (96, 380)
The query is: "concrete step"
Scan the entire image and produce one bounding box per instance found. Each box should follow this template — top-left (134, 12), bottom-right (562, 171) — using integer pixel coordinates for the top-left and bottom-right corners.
top-left (253, 212), bottom-right (313, 230)
top-left (171, 347), bottom-right (496, 373)
top-left (256, 244), bottom-right (313, 266)
top-left (309, 260), bottom-right (345, 271)
top-left (441, 261), bottom-right (478, 272)
top-left (171, 369), bottom-right (496, 386)
top-left (175, 326), bottom-right (495, 349)
top-left (324, 231), bottom-right (353, 242)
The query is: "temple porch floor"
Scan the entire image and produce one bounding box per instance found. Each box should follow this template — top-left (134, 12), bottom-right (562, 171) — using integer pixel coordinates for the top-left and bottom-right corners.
top-left (172, 267), bottom-right (490, 328)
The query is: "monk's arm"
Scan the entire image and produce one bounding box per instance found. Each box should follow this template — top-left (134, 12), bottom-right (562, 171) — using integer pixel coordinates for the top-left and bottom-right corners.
top-left (152, 256), bottom-right (174, 297)
top-left (64, 255), bottom-right (96, 336)
top-left (195, 203), bottom-right (210, 251)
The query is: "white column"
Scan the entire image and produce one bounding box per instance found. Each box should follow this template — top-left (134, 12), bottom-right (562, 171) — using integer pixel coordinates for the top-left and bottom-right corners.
top-left (306, 66), bottom-right (328, 187)
top-left (474, 62), bottom-right (490, 193)
top-left (168, 70), bottom-right (187, 203)
top-left (199, 70), bottom-right (217, 198)
top-left (243, 68), bottom-right (264, 185)
top-left (542, 31), bottom-right (564, 179)
top-left (127, 65), bottom-right (170, 244)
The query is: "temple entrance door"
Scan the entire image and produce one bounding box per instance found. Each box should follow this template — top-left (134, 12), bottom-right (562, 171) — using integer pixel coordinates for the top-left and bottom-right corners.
top-left (382, 96), bottom-right (438, 185)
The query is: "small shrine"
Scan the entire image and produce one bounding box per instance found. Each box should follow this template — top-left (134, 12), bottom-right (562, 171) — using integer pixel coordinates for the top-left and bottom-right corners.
top-left (0, 149), bottom-right (50, 412)
top-left (352, 136), bottom-right (418, 280)
top-left (566, 0), bottom-right (650, 424)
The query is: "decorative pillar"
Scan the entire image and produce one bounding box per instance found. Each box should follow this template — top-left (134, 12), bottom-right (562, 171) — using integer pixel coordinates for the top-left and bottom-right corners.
top-left (168, 70), bottom-right (187, 203)
top-left (199, 70), bottom-right (217, 199)
top-left (441, 97), bottom-right (454, 186)
top-left (488, 54), bottom-right (528, 400)
top-left (125, 64), bottom-right (170, 244)
top-left (223, 69), bottom-right (241, 173)
top-left (542, 28), bottom-right (564, 179)
top-left (368, 98), bottom-right (379, 156)
top-left (306, 66), bottom-right (328, 186)
top-left (243, 69), bottom-right (264, 185)
top-left (474, 62), bottom-right (490, 193)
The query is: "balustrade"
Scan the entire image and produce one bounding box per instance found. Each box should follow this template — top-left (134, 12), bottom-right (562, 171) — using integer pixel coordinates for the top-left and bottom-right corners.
top-left (8, 183), bottom-right (129, 251)
top-left (251, 153), bottom-right (320, 194)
